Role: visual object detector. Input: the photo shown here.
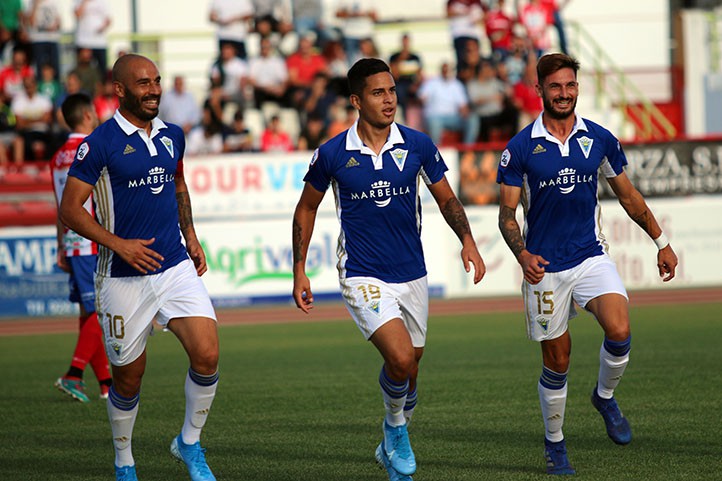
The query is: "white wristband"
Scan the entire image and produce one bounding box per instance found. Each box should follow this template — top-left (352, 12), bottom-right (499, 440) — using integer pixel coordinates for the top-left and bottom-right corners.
top-left (653, 232), bottom-right (669, 250)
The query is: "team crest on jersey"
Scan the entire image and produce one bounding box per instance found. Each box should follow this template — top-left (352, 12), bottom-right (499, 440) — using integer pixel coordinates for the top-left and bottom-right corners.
top-left (577, 136), bottom-right (593, 159)
top-left (390, 148), bottom-right (408, 172)
top-left (500, 149), bottom-right (511, 167)
top-left (367, 300), bottom-right (381, 315)
top-left (110, 341), bottom-right (122, 356)
top-left (76, 142), bottom-right (89, 161)
top-left (160, 136), bottom-right (174, 158)
top-left (535, 315), bottom-right (549, 332)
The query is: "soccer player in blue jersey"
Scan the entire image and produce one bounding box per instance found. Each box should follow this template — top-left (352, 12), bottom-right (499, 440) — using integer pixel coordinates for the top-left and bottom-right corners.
top-left (496, 53), bottom-right (678, 475)
top-left (59, 54), bottom-right (219, 481)
top-left (292, 58), bottom-right (486, 481)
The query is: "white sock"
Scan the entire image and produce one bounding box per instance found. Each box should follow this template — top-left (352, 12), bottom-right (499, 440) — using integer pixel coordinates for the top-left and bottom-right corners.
top-left (107, 386), bottom-right (139, 468)
top-left (181, 369), bottom-right (219, 445)
top-left (538, 366), bottom-right (568, 443)
top-left (597, 345), bottom-right (629, 399)
top-left (379, 367), bottom-right (408, 427)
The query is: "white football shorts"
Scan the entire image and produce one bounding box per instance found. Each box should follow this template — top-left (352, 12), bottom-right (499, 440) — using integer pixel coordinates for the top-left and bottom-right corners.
top-left (340, 275), bottom-right (429, 348)
top-left (95, 258), bottom-right (217, 366)
top-left (522, 254), bottom-right (627, 341)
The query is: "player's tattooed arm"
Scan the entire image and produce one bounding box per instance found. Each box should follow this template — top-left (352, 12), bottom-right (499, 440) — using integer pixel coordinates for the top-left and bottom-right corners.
top-left (292, 217), bottom-right (305, 265)
top-left (176, 190), bottom-right (195, 239)
top-left (440, 196), bottom-right (473, 241)
top-left (499, 205), bottom-right (525, 259)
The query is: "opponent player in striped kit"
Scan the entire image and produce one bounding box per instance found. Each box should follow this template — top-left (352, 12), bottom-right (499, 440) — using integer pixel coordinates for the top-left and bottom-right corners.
top-left (497, 53), bottom-right (678, 474)
top-left (51, 93), bottom-right (112, 403)
top-left (292, 58), bottom-right (486, 481)
top-left (60, 54), bottom-right (218, 481)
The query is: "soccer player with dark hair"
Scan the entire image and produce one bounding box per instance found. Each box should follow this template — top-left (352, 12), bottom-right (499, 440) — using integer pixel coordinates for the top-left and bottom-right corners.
top-left (497, 53), bottom-right (678, 474)
top-left (51, 92), bottom-right (112, 403)
top-left (292, 58), bottom-right (486, 481)
top-left (60, 54), bottom-right (219, 481)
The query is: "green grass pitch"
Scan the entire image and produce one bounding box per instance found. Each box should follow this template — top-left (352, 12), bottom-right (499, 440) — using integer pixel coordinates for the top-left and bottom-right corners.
top-left (1, 302), bottom-right (721, 480)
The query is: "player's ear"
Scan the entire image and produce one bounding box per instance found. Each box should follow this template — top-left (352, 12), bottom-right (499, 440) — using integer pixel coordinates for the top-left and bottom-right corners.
top-left (113, 80), bottom-right (124, 99)
top-left (349, 94), bottom-right (361, 110)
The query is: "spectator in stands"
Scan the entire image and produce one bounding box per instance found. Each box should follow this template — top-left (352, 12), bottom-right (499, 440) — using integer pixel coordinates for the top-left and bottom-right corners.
top-left (0, 0), bottom-right (25, 44)
top-left (297, 113), bottom-right (326, 151)
top-left (209, 0), bottom-right (254, 60)
top-left (0, 47), bottom-right (34, 102)
top-left (92, 75), bottom-right (118, 123)
top-left (158, 75), bottom-right (200, 135)
top-left (517, 0), bottom-right (552, 59)
top-left (389, 32), bottom-right (423, 117)
top-left (485, 0), bottom-right (515, 63)
top-left (23, 0), bottom-right (62, 80)
top-left (446, 0), bottom-right (485, 71)
top-left (335, 0), bottom-right (378, 64)
top-left (248, 36), bottom-right (289, 109)
top-left (210, 42), bottom-right (250, 109)
top-left (203, 81), bottom-right (228, 134)
top-left (54, 70), bottom-right (84, 130)
top-left (286, 33), bottom-right (328, 109)
top-left (322, 39), bottom-right (351, 97)
top-left (512, 58), bottom-right (542, 131)
top-left (0, 96), bottom-right (19, 168)
top-left (292, 0), bottom-right (327, 46)
top-left (260, 113), bottom-right (294, 152)
top-left (301, 72), bottom-right (338, 126)
top-left (536, 0), bottom-right (570, 54)
top-left (326, 101), bottom-right (357, 138)
top-left (418, 62), bottom-right (479, 146)
top-left (73, 0), bottom-right (111, 76)
top-left (37, 63), bottom-right (62, 106)
top-left (504, 33), bottom-right (532, 85)
top-left (186, 104), bottom-right (224, 156)
top-left (252, 0), bottom-right (293, 40)
top-left (457, 37), bottom-right (484, 85)
top-left (223, 109), bottom-right (254, 153)
top-left (70, 47), bottom-right (102, 98)
top-left (11, 75), bottom-right (53, 162)
top-left (467, 59), bottom-right (518, 142)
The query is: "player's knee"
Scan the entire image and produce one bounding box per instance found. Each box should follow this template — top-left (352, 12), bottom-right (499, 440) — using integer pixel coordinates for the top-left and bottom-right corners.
top-left (604, 325), bottom-right (630, 342)
top-left (191, 348), bottom-right (219, 374)
top-left (386, 351), bottom-right (417, 380)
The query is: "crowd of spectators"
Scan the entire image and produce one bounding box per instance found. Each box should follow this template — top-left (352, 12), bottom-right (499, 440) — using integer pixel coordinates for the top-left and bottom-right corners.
top-left (0, 0), bottom-right (569, 169)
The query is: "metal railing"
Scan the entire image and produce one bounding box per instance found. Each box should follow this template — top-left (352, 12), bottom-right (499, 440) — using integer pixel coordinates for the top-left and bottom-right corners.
top-left (567, 20), bottom-right (678, 141)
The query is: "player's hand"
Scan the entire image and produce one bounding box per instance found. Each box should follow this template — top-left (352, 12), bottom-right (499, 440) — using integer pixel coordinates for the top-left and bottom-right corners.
top-left (116, 237), bottom-right (164, 274)
top-left (56, 250), bottom-right (70, 273)
top-left (657, 244), bottom-right (678, 282)
top-left (461, 244), bottom-right (486, 284)
top-left (519, 250), bottom-right (549, 284)
top-left (186, 239), bottom-right (208, 276)
top-left (293, 273), bottom-right (314, 314)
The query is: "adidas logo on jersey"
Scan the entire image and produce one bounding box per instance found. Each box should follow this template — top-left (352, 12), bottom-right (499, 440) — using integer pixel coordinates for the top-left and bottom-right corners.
top-left (345, 157), bottom-right (360, 168)
top-left (532, 144), bottom-right (546, 154)
top-left (123, 144), bottom-right (136, 155)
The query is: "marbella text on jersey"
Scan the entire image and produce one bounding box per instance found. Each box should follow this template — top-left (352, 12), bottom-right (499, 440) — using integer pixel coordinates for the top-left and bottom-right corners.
top-left (127, 166), bottom-right (175, 194)
top-left (538, 167), bottom-right (595, 194)
top-left (350, 180), bottom-right (412, 207)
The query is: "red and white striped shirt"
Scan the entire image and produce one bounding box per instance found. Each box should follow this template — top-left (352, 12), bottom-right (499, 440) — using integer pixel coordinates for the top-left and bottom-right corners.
top-left (51, 133), bottom-right (98, 257)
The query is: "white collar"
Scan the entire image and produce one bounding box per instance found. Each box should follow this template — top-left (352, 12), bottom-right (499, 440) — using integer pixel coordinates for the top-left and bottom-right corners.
top-left (113, 109), bottom-right (167, 138)
top-left (531, 113), bottom-right (588, 141)
top-left (345, 120), bottom-right (404, 155)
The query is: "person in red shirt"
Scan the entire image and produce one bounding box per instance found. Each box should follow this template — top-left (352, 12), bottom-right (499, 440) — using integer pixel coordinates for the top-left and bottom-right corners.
top-left (286, 33), bottom-right (328, 109)
top-left (539, 0), bottom-right (570, 54)
top-left (517, 0), bottom-right (552, 59)
top-left (93, 75), bottom-right (119, 123)
top-left (50, 92), bottom-right (112, 403)
top-left (485, 0), bottom-right (515, 63)
top-left (512, 59), bottom-right (542, 131)
top-left (260, 114), bottom-right (294, 152)
top-left (0, 47), bottom-right (35, 102)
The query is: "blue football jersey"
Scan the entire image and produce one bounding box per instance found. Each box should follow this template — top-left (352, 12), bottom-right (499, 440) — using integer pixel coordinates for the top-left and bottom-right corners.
top-left (304, 122), bottom-right (448, 283)
top-left (68, 111), bottom-right (189, 277)
top-left (496, 115), bottom-right (628, 272)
